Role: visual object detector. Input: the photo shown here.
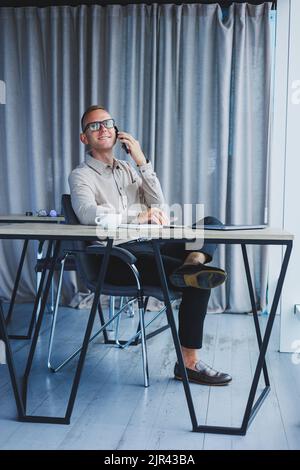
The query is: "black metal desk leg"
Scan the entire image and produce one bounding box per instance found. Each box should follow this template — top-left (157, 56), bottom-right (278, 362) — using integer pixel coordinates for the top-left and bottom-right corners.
top-left (26, 240), bottom-right (55, 341)
top-left (6, 239), bottom-right (29, 325)
top-left (241, 243), bottom-right (270, 387)
top-left (195, 241), bottom-right (292, 435)
top-left (240, 241), bottom-right (293, 432)
top-left (64, 238), bottom-right (114, 423)
top-left (20, 240), bottom-right (59, 415)
top-left (152, 239), bottom-right (292, 436)
top-left (152, 241), bottom-right (198, 431)
top-left (8, 240), bottom-right (53, 341)
top-left (97, 301), bottom-right (109, 344)
top-left (0, 302), bottom-right (25, 419)
top-left (20, 238), bottom-right (114, 424)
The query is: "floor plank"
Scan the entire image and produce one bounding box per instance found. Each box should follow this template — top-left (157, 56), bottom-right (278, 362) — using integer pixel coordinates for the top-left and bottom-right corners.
top-left (0, 302), bottom-right (300, 450)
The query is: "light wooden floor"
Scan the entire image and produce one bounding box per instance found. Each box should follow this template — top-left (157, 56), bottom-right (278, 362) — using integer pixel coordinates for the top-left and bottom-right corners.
top-left (0, 301), bottom-right (300, 450)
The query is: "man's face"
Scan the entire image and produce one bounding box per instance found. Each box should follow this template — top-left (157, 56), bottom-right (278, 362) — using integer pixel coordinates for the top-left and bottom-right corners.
top-left (80, 109), bottom-right (116, 151)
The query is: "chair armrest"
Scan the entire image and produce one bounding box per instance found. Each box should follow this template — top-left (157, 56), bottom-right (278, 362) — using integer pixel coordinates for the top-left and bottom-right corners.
top-left (86, 244), bottom-right (137, 265)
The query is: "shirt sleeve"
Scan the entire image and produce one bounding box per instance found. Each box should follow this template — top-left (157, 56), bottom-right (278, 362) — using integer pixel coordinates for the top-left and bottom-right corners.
top-left (128, 161), bottom-right (166, 208)
top-left (69, 170), bottom-right (114, 225)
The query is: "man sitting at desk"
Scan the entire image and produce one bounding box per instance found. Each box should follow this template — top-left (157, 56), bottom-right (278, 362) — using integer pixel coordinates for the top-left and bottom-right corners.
top-left (69, 105), bottom-right (232, 386)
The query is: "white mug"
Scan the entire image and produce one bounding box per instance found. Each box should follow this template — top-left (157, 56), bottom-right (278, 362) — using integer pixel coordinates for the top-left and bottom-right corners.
top-left (95, 213), bottom-right (122, 229)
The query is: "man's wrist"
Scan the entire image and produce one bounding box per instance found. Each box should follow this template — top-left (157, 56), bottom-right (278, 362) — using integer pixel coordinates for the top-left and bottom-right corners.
top-left (136, 157), bottom-right (147, 166)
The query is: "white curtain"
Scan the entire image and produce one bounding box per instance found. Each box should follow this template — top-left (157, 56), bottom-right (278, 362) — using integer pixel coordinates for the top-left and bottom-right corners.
top-left (0, 3), bottom-right (272, 312)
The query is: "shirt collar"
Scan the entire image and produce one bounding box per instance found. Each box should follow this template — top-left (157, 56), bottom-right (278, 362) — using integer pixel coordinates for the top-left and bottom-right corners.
top-left (85, 152), bottom-right (119, 175)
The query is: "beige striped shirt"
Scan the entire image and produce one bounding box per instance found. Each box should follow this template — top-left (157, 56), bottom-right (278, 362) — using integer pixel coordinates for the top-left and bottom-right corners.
top-left (69, 153), bottom-right (165, 226)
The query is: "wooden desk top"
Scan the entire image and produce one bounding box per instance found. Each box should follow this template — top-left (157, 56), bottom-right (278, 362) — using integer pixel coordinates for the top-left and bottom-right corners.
top-left (0, 215), bottom-right (64, 223)
top-left (202, 227), bottom-right (294, 241)
top-left (0, 223), bottom-right (294, 242)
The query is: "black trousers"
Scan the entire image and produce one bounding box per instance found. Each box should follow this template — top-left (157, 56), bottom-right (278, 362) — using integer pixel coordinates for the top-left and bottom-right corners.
top-left (106, 216), bottom-right (222, 349)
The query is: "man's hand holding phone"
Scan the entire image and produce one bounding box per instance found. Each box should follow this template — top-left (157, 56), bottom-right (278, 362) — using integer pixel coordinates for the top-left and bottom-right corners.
top-left (138, 207), bottom-right (170, 225)
top-left (117, 131), bottom-right (147, 167)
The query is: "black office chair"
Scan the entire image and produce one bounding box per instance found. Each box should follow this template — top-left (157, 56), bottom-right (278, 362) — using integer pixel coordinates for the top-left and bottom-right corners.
top-left (47, 194), bottom-right (181, 387)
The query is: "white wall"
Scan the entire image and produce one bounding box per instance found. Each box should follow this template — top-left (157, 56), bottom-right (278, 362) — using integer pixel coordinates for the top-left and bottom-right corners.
top-left (270, 0), bottom-right (300, 352)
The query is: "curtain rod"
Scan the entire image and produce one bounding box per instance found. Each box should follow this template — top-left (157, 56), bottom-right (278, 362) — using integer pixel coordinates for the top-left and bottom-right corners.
top-left (0, 1), bottom-right (277, 9)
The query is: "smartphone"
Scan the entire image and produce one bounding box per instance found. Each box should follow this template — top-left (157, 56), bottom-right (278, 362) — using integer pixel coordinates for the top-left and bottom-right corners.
top-left (114, 125), bottom-right (130, 154)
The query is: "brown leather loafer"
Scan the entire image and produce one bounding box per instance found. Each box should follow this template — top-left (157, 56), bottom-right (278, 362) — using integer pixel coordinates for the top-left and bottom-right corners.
top-left (169, 263), bottom-right (227, 289)
top-left (174, 361), bottom-right (232, 386)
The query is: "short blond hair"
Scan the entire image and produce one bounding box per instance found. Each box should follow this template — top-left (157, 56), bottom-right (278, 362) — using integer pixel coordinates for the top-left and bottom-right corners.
top-left (81, 105), bottom-right (107, 131)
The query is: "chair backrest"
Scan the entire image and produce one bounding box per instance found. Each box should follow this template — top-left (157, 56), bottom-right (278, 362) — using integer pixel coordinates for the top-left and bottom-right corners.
top-left (61, 194), bottom-right (80, 225)
top-left (61, 194), bottom-right (101, 286)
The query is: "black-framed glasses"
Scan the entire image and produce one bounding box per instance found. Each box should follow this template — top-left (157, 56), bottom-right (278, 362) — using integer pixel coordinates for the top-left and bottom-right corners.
top-left (83, 118), bottom-right (115, 133)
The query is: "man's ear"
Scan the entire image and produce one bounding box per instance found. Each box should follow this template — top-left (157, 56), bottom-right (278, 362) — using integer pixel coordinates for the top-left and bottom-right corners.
top-left (80, 133), bottom-right (88, 145)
